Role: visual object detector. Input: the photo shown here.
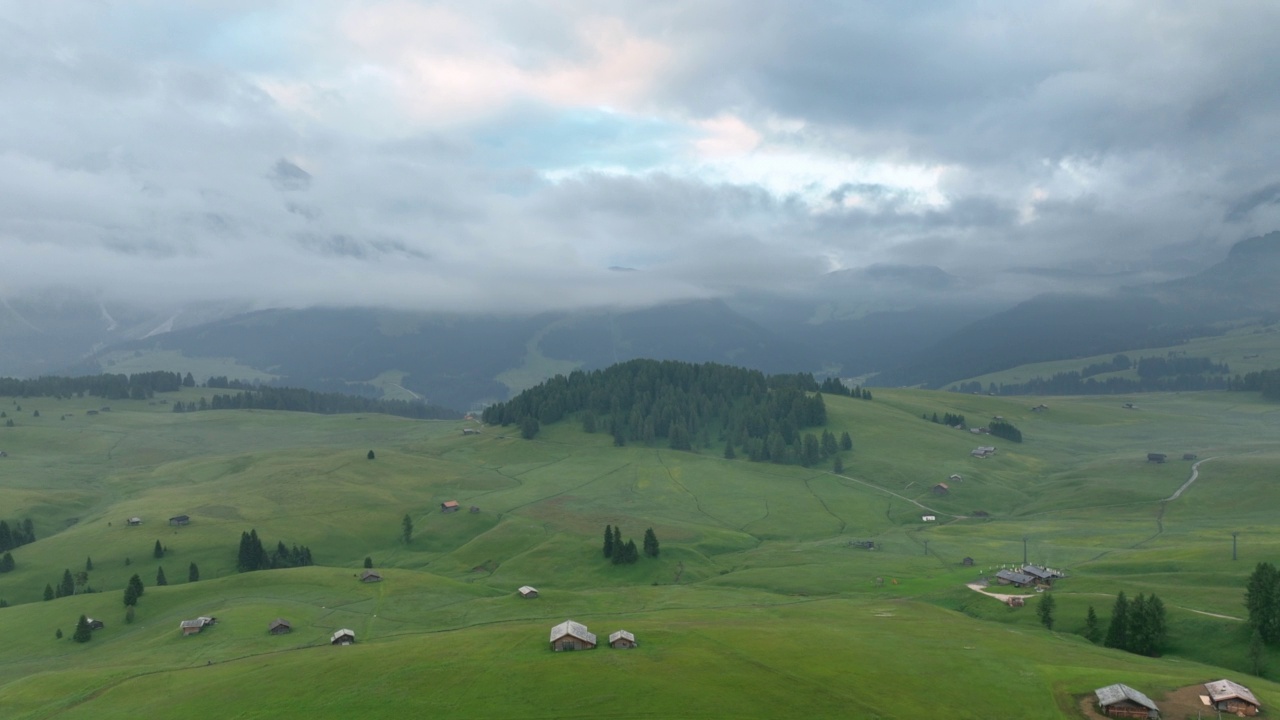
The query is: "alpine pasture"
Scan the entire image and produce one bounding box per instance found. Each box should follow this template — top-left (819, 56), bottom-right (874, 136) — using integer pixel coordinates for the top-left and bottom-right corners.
top-left (2, 388), bottom-right (1280, 718)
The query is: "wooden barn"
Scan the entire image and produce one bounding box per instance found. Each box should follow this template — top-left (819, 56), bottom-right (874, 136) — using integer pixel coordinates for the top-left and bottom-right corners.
top-left (518, 585), bottom-right (539, 599)
top-left (1183, 453), bottom-right (1198, 461)
top-left (179, 616), bottom-right (215, 636)
top-left (549, 620), bottom-right (596, 651)
top-left (1094, 683), bottom-right (1159, 718)
top-left (360, 569), bottom-right (382, 583)
top-left (268, 618), bottom-right (292, 635)
top-left (961, 556), bottom-right (975, 566)
top-left (470, 506), bottom-right (480, 514)
top-left (331, 629), bottom-right (356, 646)
top-left (127, 517), bottom-right (142, 526)
top-left (1204, 678), bottom-right (1260, 716)
top-left (1147, 453), bottom-right (1167, 463)
top-left (440, 500), bottom-right (460, 513)
top-left (931, 482), bottom-right (950, 496)
top-left (168, 514), bottom-right (190, 526)
top-left (949, 473), bottom-right (963, 483)
top-left (995, 570), bottom-right (1035, 587)
top-left (86, 617), bottom-right (105, 630)
top-left (609, 630), bottom-right (637, 649)
top-left (1021, 565), bottom-right (1063, 586)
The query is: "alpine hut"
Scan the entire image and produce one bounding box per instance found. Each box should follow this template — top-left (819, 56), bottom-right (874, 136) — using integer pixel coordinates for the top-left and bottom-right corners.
top-left (1094, 683), bottom-right (1159, 718)
top-left (331, 629), bottom-right (356, 645)
top-left (360, 569), bottom-right (382, 583)
top-left (518, 585), bottom-right (539, 599)
top-left (549, 619), bottom-right (596, 651)
top-left (1204, 678), bottom-right (1260, 716)
top-left (440, 500), bottom-right (460, 513)
top-left (608, 630), bottom-right (637, 649)
top-left (268, 618), bottom-right (292, 635)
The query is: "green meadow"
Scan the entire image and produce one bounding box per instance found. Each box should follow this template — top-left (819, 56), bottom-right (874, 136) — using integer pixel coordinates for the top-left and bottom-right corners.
top-left (2, 388), bottom-right (1280, 718)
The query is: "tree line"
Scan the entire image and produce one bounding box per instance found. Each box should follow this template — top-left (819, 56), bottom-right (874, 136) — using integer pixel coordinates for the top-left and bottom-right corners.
top-left (0, 371), bottom-right (186, 400)
top-left (172, 386), bottom-right (460, 420)
top-left (1093, 591), bottom-right (1167, 657)
top-left (603, 525), bottom-right (659, 565)
top-left (0, 518), bottom-right (35, 552)
top-left (483, 359), bottom-right (845, 465)
top-left (1232, 369), bottom-right (1280, 401)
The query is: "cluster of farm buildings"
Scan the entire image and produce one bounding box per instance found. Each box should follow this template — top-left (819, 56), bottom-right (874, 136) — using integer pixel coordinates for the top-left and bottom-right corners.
top-left (1095, 679), bottom-right (1260, 718)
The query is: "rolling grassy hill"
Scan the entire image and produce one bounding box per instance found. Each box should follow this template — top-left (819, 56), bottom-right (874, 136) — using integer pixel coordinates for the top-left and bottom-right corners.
top-left (1, 388), bottom-right (1280, 717)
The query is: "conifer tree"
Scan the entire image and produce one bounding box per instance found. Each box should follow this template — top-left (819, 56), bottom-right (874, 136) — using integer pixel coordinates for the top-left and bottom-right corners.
top-left (156, 566), bottom-right (167, 586)
top-left (603, 525), bottom-right (614, 558)
top-left (73, 614), bottom-right (92, 643)
top-left (402, 514), bottom-right (413, 544)
top-left (367, 449), bottom-right (376, 460)
top-left (1084, 605), bottom-right (1101, 643)
top-left (643, 528), bottom-right (660, 558)
top-left (55, 628), bottom-right (62, 639)
top-left (1246, 561), bottom-right (1280, 643)
top-left (85, 557), bottom-right (93, 572)
top-left (364, 556), bottom-right (374, 569)
top-left (58, 569), bottom-right (74, 597)
top-left (840, 431), bottom-right (853, 451)
top-left (1037, 592), bottom-right (1056, 629)
top-left (154, 540), bottom-right (164, 559)
top-left (43, 583), bottom-right (54, 601)
top-left (128, 573), bottom-right (144, 599)
top-left (833, 455), bottom-right (844, 474)
top-left (1104, 591), bottom-right (1128, 649)
top-left (188, 562), bottom-right (199, 582)
top-left (624, 539), bottom-right (639, 564)
top-left (613, 526), bottom-right (622, 557)
top-left (0, 552), bottom-right (14, 573)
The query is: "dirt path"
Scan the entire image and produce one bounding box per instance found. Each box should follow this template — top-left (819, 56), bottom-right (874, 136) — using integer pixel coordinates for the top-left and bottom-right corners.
top-left (965, 582), bottom-right (1033, 604)
top-left (832, 471), bottom-right (964, 519)
top-left (1163, 456), bottom-right (1215, 502)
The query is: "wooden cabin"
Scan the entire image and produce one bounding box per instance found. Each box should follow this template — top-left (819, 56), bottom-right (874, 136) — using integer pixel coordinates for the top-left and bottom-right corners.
top-left (1146, 453), bottom-right (1166, 463)
top-left (360, 569), bottom-right (382, 583)
top-left (470, 506), bottom-right (480, 514)
top-left (996, 570), bottom-right (1035, 587)
top-left (331, 629), bottom-right (356, 646)
top-left (462, 428), bottom-right (481, 435)
top-left (127, 517), bottom-right (142, 526)
top-left (86, 617), bottom-right (105, 630)
top-left (1021, 565), bottom-right (1062, 586)
top-left (518, 585), bottom-right (539, 599)
top-left (440, 500), bottom-right (460, 513)
top-left (1204, 678), bottom-right (1260, 716)
top-left (268, 618), bottom-right (292, 635)
top-left (168, 514), bottom-right (190, 526)
top-left (961, 556), bottom-right (975, 566)
top-left (609, 630), bottom-right (637, 649)
top-left (1182, 453), bottom-right (1198, 461)
top-left (1094, 683), bottom-right (1159, 718)
top-left (931, 483), bottom-right (950, 495)
top-left (949, 473), bottom-right (963, 482)
top-left (179, 617), bottom-right (215, 636)
top-left (549, 620), bottom-right (596, 651)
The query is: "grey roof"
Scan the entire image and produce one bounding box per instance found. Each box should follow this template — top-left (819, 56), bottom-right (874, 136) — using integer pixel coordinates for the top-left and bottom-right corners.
top-left (1204, 678), bottom-right (1260, 707)
top-left (331, 628), bottom-right (355, 643)
top-left (179, 619), bottom-right (205, 629)
top-left (1021, 565), bottom-right (1053, 579)
top-left (996, 570), bottom-right (1035, 585)
top-left (518, 585), bottom-right (538, 595)
top-left (609, 630), bottom-right (635, 644)
top-left (550, 619), bottom-right (596, 645)
top-left (1095, 684), bottom-right (1159, 711)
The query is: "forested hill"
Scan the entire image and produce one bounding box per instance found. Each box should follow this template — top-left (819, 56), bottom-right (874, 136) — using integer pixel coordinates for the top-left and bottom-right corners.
top-left (483, 359), bottom-right (862, 466)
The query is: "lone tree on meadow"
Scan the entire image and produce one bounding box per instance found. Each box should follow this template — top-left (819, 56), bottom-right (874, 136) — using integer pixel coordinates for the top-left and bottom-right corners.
top-left (1246, 561), bottom-right (1280, 644)
top-left (643, 528), bottom-right (660, 558)
top-left (402, 514), bottom-right (413, 544)
top-left (153, 540), bottom-right (165, 559)
top-left (156, 566), bottom-right (167, 586)
top-left (85, 557), bottom-right (93, 572)
top-left (367, 449), bottom-right (375, 460)
top-left (188, 562), bottom-right (199, 582)
top-left (73, 615), bottom-right (92, 643)
top-left (364, 556), bottom-right (374, 568)
top-left (1037, 592), bottom-right (1056, 629)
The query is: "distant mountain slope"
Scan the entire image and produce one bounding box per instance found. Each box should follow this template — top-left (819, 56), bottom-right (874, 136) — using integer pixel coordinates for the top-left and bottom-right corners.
top-left (876, 232), bottom-right (1280, 388)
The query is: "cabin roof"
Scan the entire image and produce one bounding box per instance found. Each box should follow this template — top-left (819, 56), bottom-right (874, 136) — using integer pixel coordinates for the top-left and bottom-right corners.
top-left (441, 500), bottom-right (460, 508)
top-left (519, 585), bottom-right (537, 594)
top-left (609, 630), bottom-right (635, 644)
top-left (331, 629), bottom-right (355, 642)
top-left (1095, 683), bottom-right (1158, 711)
top-left (996, 570), bottom-right (1035, 585)
top-left (1204, 678), bottom-right (1260, 707)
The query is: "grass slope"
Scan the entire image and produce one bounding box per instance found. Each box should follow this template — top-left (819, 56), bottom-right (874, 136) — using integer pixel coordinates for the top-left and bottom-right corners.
top-left (1, 388), bottom-right (1280, 717)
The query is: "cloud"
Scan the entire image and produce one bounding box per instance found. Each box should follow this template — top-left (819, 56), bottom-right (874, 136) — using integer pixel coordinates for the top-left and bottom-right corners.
top-left (0, 1), bottom-right (1278, 316)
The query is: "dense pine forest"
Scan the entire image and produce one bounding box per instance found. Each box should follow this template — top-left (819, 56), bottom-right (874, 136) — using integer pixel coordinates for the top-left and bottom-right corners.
top-left (952, 355), bottom-right (1236, 396)
top-left (482, 359), bottom-right (854, 466)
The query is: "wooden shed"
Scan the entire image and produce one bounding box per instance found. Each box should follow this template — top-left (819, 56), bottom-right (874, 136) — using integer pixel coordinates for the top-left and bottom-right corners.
top-left (1204, 678), bottom-right (1260, 716)
top-left (549, 620), bottom-right (596, 651)
top-left (440, 500), bottom-right (460, 513)
top-left (168, 514), bottom-right (190, 526)
top-left (86, 617), bottom-right (105, 630)
top-left (931, 482), bottom-right (950, 495)
top-left (331, 629), bottom-right (356, 646)
top-left (179, 617), bottom-right (215, 636)
top-left (608, 630), bottom-right (637, 649)
top-left (961, 557), bottom-right (975, 566)
top-left (360, 569), bottom-right (382, 583)
top-left (518, 585), bottom-right (539, 599)
top-left (1094, 683), bottom-right (1159, 718)
top-left (1146, 453), bottom-right (1166, 463)
top-left (268, 618), bottom-right (292, 635)
top-left (1182, 453), bottom-right (1198, 461)
top-left (996, 570), bottom-right (1035, 587)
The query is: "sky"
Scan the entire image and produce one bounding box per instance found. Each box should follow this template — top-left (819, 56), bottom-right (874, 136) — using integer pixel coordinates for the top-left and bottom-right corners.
top-left (2, 0), bottom-right (1279, 313)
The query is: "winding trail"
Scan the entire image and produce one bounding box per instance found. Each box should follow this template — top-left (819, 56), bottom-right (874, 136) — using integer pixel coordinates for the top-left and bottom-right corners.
top-left (1163, 456), bottom-right (1215, 502)
top-left (832, 471), bottom-right (963, 519)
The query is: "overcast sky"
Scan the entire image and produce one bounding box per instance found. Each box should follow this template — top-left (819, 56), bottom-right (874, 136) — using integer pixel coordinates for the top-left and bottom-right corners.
top-left (2, 0), bottom-right (1278, 312)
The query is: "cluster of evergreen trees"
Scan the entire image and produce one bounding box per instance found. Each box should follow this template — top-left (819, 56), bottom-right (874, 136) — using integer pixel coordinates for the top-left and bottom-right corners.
top-left (237, 529), bottom-right (314, 572)
top-left (603, 525), bottom-right (658, 565)
top-left (1081, 354), bottom-right (1133, 378)
top-left (0, 518), bottom-right (35, 551)
top-left (925, 412), bottom-right (966, 427)
top-left (1135, 355), bottom-right (1230, 379)
top-left (818, 377), bottom-right (873, 400)
top-left (952, 354), bottom-right (1236, 396)
top-left (173, 386), bottom-right (459, 420)
top-left (0, 371), bottom-right (186, 400)
top-left (1245, 561), bottom-right (1280, 643)
top-left (483, 360), bottom-right (837, 464)
top-left (1099, 591), bottom-right (1167, 656)
top-left (1233, 369), bottom-right (1280, 401)
top-left (988, 420), bottom-right (1023, 443)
